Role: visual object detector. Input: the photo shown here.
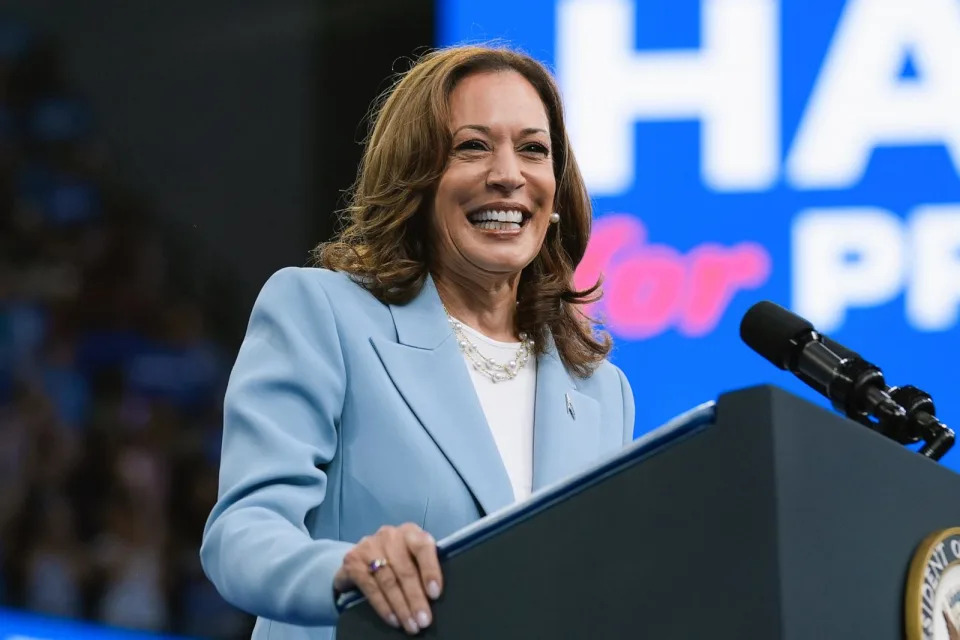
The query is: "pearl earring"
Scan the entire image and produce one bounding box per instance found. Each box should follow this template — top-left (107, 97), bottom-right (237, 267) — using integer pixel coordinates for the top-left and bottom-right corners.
top-left (549, 212), bottom-right (560, 224)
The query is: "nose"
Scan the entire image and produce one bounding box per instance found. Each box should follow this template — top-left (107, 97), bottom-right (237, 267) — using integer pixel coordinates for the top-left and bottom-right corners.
top-left (486, 148), bottom-right (525, 192)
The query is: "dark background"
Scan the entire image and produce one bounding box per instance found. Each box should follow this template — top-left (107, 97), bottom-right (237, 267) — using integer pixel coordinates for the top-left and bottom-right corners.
top-left (3, 0), bottom-right (433, 309)
top-left (0, 2), bottom-right (432, 638)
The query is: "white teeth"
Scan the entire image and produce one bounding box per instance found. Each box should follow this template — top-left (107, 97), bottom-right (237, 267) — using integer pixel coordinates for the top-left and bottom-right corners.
top-left (475, 221), bottom-right (521, 231)
top-left (469, 209), bottom-right (524, 223)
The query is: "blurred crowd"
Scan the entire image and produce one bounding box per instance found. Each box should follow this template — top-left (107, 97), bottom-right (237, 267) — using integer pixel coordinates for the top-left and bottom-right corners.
top-left (0, 16), bottom-right (252, 638)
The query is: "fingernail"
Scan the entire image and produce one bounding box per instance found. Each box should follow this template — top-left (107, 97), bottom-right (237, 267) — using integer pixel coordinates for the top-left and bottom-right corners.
top-left (427, 580), bottom-right (441, 599)
top-left (417, 610), bottom-right (431, 628)
top-left (405, 618), bottom-right (420, 634)
top-left (387, 614), bottom-right (400, 628)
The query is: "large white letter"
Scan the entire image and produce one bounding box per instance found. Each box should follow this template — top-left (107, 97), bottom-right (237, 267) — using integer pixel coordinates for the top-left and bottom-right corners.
top-left (557, 0), bottom-right (779, 195)
top-left (907, 206), bottom-right (960, 331)
top-left (787, 0), bottom-right (960, 189)
top-left (792, 208), bottom-right (905, 332)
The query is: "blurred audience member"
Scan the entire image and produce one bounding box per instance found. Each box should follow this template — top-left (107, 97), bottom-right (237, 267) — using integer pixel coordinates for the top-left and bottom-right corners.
top-left (94, 496), bottom-right (169, 631)
top-left (0, 13), bottom-right (248, 638)
top-left (24, 495), bottom-right (87, 619)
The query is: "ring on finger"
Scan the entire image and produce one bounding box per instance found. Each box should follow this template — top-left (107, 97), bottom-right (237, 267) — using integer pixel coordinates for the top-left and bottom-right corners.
top-left (368, 557), bottom-right (389, 574)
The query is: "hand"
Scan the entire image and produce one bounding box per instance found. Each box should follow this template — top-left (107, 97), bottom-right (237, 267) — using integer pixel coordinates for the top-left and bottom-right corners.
top-left (334, 523), bottom-right (443, 635)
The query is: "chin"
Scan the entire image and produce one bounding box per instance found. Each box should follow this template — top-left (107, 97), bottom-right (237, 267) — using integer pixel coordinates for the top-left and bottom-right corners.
top-left (473, 256), bottom-right (535, 275)
top-left (469, 243), bottom-right (539, 269)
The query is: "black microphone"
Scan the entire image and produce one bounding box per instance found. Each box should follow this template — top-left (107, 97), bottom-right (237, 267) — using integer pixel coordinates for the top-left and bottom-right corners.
top-left (739, 301), bottom-right (954, 460)
top-left (739, 301), bottom-right (905, 426)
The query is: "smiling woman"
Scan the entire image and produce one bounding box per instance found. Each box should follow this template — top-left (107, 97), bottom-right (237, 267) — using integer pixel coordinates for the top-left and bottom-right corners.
top-left (318, 47), bottom-right (605, 369)
top-left (200, 45), bottom-right (636, 640)
top-left (431, 70), bottom-right (558, 338)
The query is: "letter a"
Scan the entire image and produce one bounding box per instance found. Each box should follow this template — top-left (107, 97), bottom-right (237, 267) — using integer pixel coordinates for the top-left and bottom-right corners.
top-left (787, 0), bottom-right (960, 189)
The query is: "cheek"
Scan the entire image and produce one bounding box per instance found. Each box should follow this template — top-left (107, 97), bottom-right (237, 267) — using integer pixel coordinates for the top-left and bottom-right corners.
top-left (533, 217), bottom-right (553, 243)
top-left (431, 179), bottom-right (459, 230)
top-left (433, 168), bottom-right (477, 221)
top-left (532, 170), bottom-right (557, 208)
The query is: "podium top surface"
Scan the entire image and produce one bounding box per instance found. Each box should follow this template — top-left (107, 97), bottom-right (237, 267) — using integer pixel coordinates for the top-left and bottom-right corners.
top-left (337, 399), bottom-right (716, 612)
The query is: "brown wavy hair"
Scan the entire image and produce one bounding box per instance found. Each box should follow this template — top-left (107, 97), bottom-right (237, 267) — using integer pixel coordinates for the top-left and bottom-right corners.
top-left (314, 45), bottom-right (610, 377)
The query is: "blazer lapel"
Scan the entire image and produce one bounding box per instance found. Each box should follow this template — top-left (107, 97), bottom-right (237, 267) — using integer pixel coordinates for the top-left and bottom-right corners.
top-left (531, 346), bottom-right (601, 491)
top-left (370, 275), bottom-right (515, 516)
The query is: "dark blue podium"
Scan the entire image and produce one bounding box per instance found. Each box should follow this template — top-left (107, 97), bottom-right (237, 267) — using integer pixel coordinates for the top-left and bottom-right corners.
top-left (337, 386), bottom-right (960, 639)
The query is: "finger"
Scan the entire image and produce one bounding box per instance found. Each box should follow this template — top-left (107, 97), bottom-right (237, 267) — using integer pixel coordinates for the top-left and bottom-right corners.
top-left (371, 555), bottom-right (419, 634)
top-left (341, 546), bottom-right (400, 630)
top-left (353, 571), bottom-right (401, 630)
top-left (405, 527), bottom-right (442, 600)
top-left (388, 535), bottom-right (433, 630)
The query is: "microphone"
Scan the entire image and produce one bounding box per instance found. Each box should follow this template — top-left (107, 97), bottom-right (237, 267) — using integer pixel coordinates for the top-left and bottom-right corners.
top-left (739, 301), bottom-right (904, 425)
top-left (815, 336), bottom-right (949, 450)
top-left (739, 301), bottom-right (954, 460)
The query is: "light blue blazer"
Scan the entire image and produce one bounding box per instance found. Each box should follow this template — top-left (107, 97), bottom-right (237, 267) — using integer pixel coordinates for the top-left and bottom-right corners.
top-left (200, 267), bottom-right (635, 640)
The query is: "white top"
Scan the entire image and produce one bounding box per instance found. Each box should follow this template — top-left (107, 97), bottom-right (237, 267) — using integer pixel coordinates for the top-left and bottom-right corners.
top-left (453, 320), bottom-right (536, 502)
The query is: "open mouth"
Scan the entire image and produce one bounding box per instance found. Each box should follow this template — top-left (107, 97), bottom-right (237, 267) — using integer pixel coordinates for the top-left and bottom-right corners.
top-left (466, 209), bottom-right (531, 231)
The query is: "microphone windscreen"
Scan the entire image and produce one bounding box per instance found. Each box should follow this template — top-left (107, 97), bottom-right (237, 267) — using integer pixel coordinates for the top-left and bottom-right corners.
top-left (739, 301), bottom-right (814, 370)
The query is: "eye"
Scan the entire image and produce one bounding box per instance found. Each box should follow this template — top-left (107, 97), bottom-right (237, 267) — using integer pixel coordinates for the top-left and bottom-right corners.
top-left (454, 139), bottom-right (488, 152)
top-left (520, 142), bottom-right (550, 156)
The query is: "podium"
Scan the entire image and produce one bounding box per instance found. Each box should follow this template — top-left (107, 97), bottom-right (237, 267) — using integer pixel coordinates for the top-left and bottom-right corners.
top-left (337, 385), bottom-right (960, 639)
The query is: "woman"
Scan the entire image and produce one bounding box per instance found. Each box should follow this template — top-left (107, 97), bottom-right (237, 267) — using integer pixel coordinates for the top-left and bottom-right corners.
top-left (201, 45), bottom-right (635, 639)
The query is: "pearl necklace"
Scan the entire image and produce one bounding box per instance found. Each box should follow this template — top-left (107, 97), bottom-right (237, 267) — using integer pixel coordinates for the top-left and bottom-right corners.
top-left (446, 314), bottom-right (534, 383)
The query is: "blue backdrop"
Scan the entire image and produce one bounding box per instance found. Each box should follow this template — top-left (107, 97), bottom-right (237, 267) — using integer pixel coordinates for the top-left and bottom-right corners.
top-left (439, 0), bottom-right (960, 470)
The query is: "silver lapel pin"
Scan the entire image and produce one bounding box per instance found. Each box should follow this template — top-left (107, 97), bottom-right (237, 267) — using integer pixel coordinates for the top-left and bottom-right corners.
top-left (565, 392), bottom-right (576, 420)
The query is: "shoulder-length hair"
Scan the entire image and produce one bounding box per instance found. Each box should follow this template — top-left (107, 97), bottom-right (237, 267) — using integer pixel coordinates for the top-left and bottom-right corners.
top-left (315, 45), bottom-right (610, 377)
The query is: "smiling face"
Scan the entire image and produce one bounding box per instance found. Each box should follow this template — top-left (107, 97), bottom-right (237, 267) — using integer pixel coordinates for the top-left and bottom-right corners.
top-left (430, 70), bottom-right (556, 283)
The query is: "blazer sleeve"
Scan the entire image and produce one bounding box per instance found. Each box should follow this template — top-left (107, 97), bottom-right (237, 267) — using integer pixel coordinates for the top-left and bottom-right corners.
top-left (200, 267), bottom-right (352, 626)
top-left (617, 366), bottom-right (636, 444)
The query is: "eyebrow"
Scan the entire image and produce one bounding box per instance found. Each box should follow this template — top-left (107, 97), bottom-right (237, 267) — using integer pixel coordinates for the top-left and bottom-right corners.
top-left (453, 124), bottom-right (550, 137)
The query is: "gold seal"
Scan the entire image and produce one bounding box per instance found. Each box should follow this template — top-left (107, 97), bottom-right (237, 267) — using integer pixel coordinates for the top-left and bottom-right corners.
top-left (907, 528), bottom-right (960, 640)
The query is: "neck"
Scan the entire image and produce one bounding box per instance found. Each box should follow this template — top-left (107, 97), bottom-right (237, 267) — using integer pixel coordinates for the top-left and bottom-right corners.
top-left (433, 268), bottom-right (520, 342)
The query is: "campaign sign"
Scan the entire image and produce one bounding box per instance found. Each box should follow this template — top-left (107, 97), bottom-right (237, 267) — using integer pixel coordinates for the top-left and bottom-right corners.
top-left (439, 0), bottom-right (960, 469)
